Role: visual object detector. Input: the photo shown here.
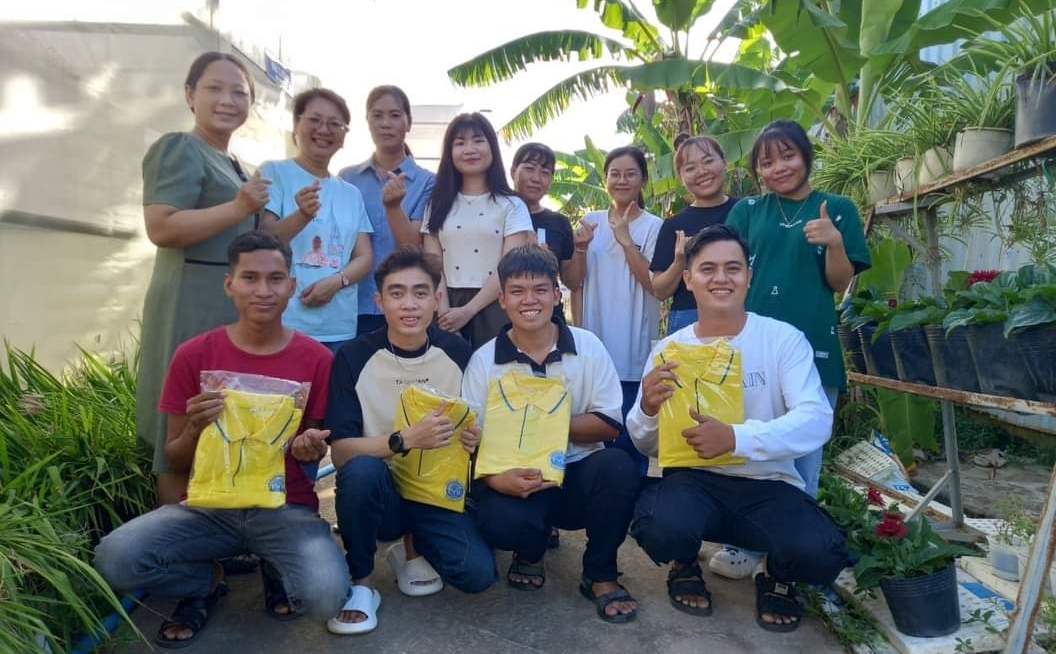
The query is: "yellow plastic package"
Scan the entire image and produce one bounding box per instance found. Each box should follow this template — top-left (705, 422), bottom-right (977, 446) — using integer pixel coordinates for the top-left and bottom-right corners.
top-left (474, 371), bottom-right (571, 484)
top-left (655, 339), bottom-right (746, 469)
top-left (390, 385), bottom-right (476, 512)
top-left (187, 371), bottom-right (309, 509)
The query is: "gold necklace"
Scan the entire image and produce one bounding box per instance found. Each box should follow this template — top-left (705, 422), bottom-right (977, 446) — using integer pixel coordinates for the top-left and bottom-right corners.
top-left (776, 191), bottom-right (812, 229)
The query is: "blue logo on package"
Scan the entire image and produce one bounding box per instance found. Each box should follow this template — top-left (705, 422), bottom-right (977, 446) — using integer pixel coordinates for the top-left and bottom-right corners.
top-left (549, 450), bottom-right (565, 470)
top-left (445, 480), bottom-right (465, 500)
top-left (267, 475), bottom-right (286, 492)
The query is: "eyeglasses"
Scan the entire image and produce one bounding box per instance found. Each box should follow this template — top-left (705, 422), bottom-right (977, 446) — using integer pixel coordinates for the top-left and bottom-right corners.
top-left (606, 169), bottom-right (642, 182)
top-left (298, 114), bottom-right (349, 133)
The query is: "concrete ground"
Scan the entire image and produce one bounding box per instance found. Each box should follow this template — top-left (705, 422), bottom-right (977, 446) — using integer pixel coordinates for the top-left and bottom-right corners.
top-left (110, 473), bottom-right (845, 654)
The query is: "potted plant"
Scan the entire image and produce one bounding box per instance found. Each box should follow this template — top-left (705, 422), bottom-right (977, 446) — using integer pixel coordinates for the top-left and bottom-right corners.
top-left (1005, 263), bottom-right (1056, 401)
top-left (919, 271), bottom-right (981, 392)
top-left (897, 85), bottom-right (961, 187)
top-left (943, 268), bottom-right (1038, 399)
top-left (844, 289), bottom-right (900, 379)
top-left (964, 5), bottom-right (1056, 147)
top-left (934, 65), bottom-right (1016, 172)
top-left (883, 297), bottom-right (943, 385)
top-left (851, 503), bottom-right (975, 638)
top-left (988, 495), bottom-right (1037, 582)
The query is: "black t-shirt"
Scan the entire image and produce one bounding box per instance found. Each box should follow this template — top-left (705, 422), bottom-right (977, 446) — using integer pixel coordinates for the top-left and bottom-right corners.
top-left (531, 209), bottom-right (574, 262)
top-left (649, 198), bottom-right (739, 311)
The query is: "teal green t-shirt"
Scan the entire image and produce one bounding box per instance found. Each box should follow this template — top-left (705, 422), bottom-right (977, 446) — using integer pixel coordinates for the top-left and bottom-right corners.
top-left (726, 190), bottom-right (870, 389)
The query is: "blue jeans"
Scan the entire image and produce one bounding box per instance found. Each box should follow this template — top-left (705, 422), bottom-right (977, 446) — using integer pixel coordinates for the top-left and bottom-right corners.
top-left (93, 503), bottom-right (346, 619)
top-left (666, 308), bottom-right (697, 335)
top-left (473, 448), bottom-right (639, 582)
top-left (794, 386), bottom-right (840, 498)
top-left (334, 456), bottom-right (496, 593)
top-left (631, 468), bottom-right (850, 585)
top-left (604, 380), bottom-right (649, 476)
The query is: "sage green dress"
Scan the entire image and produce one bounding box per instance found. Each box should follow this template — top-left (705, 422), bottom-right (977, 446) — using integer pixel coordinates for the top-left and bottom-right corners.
top-left (136, 132), bottom-right (256, 473)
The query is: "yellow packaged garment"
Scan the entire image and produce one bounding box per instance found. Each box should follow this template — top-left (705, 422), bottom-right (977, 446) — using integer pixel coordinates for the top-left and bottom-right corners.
top-left (656, 339), bottom-right (746, 469)
top-left (474, 371), bottom-right (571, 484)
top-left (390, 385), bottom-right (476, 513)
top-left (187, 371), bottom-right (310, 509)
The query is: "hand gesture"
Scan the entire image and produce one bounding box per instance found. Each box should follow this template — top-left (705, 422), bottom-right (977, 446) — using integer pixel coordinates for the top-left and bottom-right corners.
top-left (299, 274), bottom-right (342, 307)
top-left (673, 229), bottom-right (689, 263)
top-left (485, 468), bottom-right (557, 498)
top-left (185, 391), bottom-right (225, 433)
top-left (235, 168), bottom-right (271, 215)
top-left (609, 205), bottom-right (634, 247)
top-left (295, 179), bottom-right (321, 218)
top-left (804, 200), bottom-right (842, 247)
top-left (460, 422), bottom-right (481, 454)
top-left (682, 409), bottom-right (735, 459)
top-left (573, 220), bottom-right (597, 252)
top-left (403, 402), bottom-right (455, 450)
top-left (438, 306), bottom-right (473, 333)
top-left (382, 171), bottom-right (407, 208)
top-left (290, 428), bottom-right (330, 462)
top-left (640, 361), bottom-right (678, 416)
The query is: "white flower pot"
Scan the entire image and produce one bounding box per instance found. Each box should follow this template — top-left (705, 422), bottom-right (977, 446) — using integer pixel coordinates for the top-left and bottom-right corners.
top-left (894, 157), bottom-right (917, 194)
top-left (868, 170), bottom-right (897, 204)
top-left (987, 536), bottom-right (1021, 581)
top-left (953, 127), bottom-right (1013, 172)
top-left (917, 147), bottom-right (952, 186)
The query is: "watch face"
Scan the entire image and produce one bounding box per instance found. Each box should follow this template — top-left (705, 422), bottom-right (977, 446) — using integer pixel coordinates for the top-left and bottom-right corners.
top-left (389, 431), bottom-right (403, 452)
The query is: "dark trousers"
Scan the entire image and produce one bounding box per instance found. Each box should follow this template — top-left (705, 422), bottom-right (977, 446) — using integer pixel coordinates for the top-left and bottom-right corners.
top-left (473, 447), bottom-right (639, 582)
top-left (334, 456), bottom-right (497, 593)
top-left (631, 468), bottom-right (850, 585)
top-left (604, 380), bottom-right (648, 476)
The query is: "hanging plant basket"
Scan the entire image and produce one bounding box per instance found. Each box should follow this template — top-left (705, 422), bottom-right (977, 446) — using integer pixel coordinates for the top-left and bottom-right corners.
top-left (1015, 71), bottom-right (1056, 147)
top-left (879, 564), bottom-right (961, 638)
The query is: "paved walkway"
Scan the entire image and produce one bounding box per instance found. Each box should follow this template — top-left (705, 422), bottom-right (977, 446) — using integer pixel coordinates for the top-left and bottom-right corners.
top-left (112, 475), bottom-right (845, 654)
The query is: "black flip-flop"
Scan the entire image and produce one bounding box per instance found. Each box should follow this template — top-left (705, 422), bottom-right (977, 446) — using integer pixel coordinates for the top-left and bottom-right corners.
top-left (755, 573), bottom-right (802, 633)
top-left (155, 582), bottom-right (228, 649)
top-left (667, 562), bottom-right (713, 616)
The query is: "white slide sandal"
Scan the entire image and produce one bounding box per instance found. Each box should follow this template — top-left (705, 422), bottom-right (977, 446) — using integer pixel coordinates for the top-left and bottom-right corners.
top-left (386, 541), bottom-right (443, 597)
top-left (326, 584), bottom-right (382, 635)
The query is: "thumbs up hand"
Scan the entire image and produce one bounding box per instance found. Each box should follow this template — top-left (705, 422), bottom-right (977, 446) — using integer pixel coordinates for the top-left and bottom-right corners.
top-left (804, 200), bottom-right (841, 247)
top-left (235, 167), bottom-right (272, 215)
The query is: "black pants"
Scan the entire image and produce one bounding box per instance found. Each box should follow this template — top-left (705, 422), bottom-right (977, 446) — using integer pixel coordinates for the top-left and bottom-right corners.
top-left (473, 448), bottom-right (639, 582)
top-left (631, 468), bottom-right (850, 585)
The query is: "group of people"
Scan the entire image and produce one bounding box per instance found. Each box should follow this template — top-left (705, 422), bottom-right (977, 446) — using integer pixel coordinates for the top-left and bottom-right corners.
top-left (92, 51), bottom-right (871, 648)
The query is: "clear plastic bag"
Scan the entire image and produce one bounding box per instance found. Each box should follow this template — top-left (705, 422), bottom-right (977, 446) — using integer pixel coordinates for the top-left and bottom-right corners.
top-left (655, 339), bottom-right (746, 469)
top-left (474, 371), bottom-right (571, 484)
top-left (390, 385), bottom-right (476, 513)
top-left (186, 371), bottom-right (310, 509)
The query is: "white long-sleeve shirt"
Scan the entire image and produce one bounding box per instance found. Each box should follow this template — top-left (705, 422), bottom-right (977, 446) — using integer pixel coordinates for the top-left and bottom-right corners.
top-left (626, 312), bottom-right (832, 490)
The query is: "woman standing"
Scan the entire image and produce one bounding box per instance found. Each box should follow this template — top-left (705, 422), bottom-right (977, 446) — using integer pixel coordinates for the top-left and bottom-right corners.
top-left (574, 146), bottom-right (663, 474)
top-left (421, 112), bottom-right (533, 349)
top-left (650, 135), bottom-right (738, 335)
top-left (340, 86), bottom-right (435, 336)
top-left (712, 119), bottom-right (870, 579)
top-left (260, 88), bottom-right (374, 352)
top-left (137, 52), bottom-right (269, 504)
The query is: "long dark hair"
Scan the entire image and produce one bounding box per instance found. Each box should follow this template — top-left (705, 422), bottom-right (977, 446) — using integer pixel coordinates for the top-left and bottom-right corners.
top-left (185, 52), bottom-right (255, 107)
top-left (426, 112), bottom-right (516, 234)
top-left (748, 120), bottom-right (813, 187)
top-left (604, 146), bottom-right (649, 209)
top-left (366, 85), bottom-right (413, 157)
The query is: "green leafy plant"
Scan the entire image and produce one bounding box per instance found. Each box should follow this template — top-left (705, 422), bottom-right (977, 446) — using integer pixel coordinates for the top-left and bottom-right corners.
top-left (852, 504), bottom-right (976, 591)
top-left (963, 1), bottom-right (1056, 84)
top-left (932, 62), bottom-right (1016, 130)
top-left (995, 494), bottom-right (1038, 544)
top-left (943, 263), bottom-right (1056, 335)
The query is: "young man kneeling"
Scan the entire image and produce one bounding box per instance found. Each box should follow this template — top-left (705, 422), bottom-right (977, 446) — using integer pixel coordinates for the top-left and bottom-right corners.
top-left (325, 246), bottom-right (496, 635)
top-left (627, 225), bottom-right (850, 632)
top-left (94, 231), bottom-right (347, 649)
top-left (464, 245), bottom-right (641, 623)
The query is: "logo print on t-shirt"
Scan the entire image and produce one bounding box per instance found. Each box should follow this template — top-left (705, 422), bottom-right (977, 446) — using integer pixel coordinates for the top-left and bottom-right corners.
top-left (749, 254), bottom-right (757, 268)
top-left (771, 286), bottom-right (779, 296)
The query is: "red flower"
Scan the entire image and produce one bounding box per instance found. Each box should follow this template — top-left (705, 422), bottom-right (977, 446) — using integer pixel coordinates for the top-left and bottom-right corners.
top-left (966, 269), bottom-right (1001, 286)
top-left (876, 512), bottom-right (908, 539)
top-left (867, 486), bottom-right (885, 506)
top-left (887, 299), bottom-right (898, 309)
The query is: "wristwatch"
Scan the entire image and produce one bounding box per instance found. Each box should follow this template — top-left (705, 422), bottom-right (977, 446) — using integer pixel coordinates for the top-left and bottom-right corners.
top-left (338, 271), bottom-right (350, 287)
top-left (388, 430), bottom-right (408, 456)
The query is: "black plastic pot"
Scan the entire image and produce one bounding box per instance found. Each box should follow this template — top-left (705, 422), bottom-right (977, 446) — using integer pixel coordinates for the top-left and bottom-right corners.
top-left (966, 323), bottom-right (1037, 399)
top-left (879, 564), bottom-right (961, 638)
top-left (1015, 323), bottom-right (1056, 402)
top-left (1015, 71), bottom-right (1056, 148)
top-left (890, 327), bottom-right (936, 385)
top-left (925, 325), bottom-right (980, 392)
top-left (859, 324), bottom-right (898, 379)
top-left (838, 324), bottom-right (867, 374)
